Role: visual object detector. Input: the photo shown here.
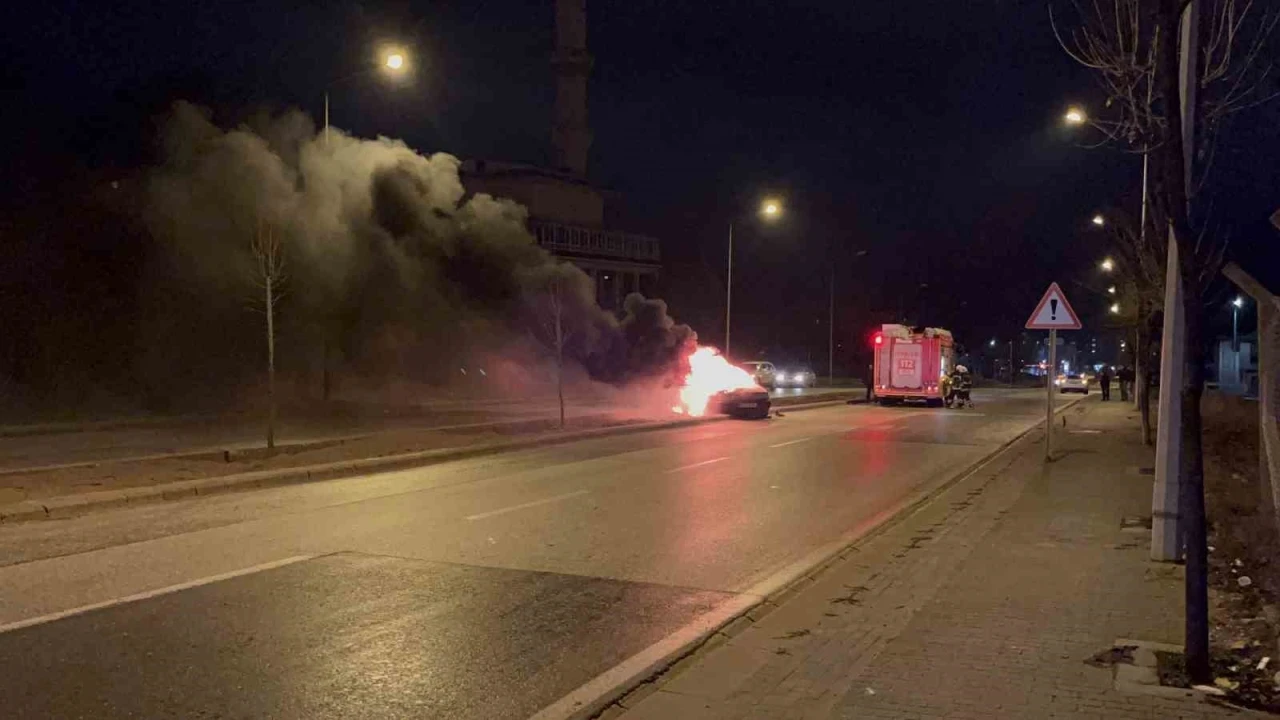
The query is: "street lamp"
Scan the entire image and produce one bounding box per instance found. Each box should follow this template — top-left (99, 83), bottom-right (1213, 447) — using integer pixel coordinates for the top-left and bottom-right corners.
top-left (1110, 303), bottom-right (1121, 314)
top-left (324, 47), bottom-right (411, 147)
top-left (1232, 296), bottom-right (1244, 350)
top-left (1064, 107), bottom-right (1087, 125)
top-left (1092, 214), bottom-right (1106, 226)
top-left (1100, 257), bottom-right (1115, 272)
top-left (725, 198), bottom-right (783, 358)
top-left (1107, 285), bottom-right (1117, 295)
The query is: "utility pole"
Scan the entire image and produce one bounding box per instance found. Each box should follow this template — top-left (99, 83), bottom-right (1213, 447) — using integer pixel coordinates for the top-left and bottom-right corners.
top-left (1046, 330), bottom-right (1057, 461)
top-left (725, 222), bottom-right (733, 358)
top-left (828, 266), bottom-right (835, 387)
top-left (1009, 339), bottom-right (1015, 385)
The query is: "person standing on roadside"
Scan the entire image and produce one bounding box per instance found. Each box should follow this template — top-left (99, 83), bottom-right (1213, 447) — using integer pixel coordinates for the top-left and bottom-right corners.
top-left (1098, 366), bottom-right (1112, 401)
top-left (1118, 365), bottom-right (1134, 402)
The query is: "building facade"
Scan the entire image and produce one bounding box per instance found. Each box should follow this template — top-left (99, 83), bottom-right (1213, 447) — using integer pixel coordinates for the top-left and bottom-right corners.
top-left (459, 0), bottom-right (660, 311)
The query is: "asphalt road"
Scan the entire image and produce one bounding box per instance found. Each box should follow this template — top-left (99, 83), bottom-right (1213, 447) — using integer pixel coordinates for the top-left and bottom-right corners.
top-left (0, 389), bottom-right (1062, 719)
top-left (0, 386), bottom-right (852, 473)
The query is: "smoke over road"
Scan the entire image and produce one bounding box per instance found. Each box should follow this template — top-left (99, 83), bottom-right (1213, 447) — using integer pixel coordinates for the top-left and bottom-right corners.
top-left (140, 102), bottom-right (695, 405)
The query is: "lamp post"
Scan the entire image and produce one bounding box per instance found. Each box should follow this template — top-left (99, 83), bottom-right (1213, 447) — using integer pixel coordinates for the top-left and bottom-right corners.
top-left (318, 47), bottom-right (409, 400)
top-left (324, 49), bottom-right (410, 148)
top-left (725, 198), bottom-right (782, 359)
top-left (1232, 296), bottom-right (1244, 351)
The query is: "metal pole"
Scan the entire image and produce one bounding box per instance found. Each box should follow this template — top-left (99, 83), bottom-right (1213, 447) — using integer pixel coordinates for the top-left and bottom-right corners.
top-left (725, 222), bottom-right (733, 358)
top-left (828, 266), bottom-right (835, 387)
top-left (1046, 329), bottom-right (1057, 461)
top-left (323, 91), bottom-right (330, 147)
top-left (1152, 0), bottom-right (1198, 563)
top-left (1009, 340), bottom-right (1015, 385)
top-left (1233, 305), bottom-right (1239, 351)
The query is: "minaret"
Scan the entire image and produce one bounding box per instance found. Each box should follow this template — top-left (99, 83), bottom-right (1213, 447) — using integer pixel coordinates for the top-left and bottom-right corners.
top-left (552, 0), bottom-right (592, 177)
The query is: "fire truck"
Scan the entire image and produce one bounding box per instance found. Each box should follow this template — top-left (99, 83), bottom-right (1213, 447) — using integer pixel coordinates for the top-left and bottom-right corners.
top-left (871, 324), bottom-right (955, 406)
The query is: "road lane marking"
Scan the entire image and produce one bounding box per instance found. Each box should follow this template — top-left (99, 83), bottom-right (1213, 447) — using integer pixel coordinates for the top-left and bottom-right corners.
top-left (464, 489), bottom-right (589, 521)
top-left (664, 457), bottom-right (728, 474)
top-left (770, 437), bottom-right (814, 448)
top-left (0, 555), bottom-right (315, 635)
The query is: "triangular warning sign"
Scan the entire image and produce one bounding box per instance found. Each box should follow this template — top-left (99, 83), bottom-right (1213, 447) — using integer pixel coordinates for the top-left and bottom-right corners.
top-left (1025, 282), bottom-right (1082, 330)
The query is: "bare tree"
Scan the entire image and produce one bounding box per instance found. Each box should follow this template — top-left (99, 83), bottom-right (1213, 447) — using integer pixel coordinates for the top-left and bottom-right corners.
top-left (1103, 210), bottom-right (1166, 445)
top-left (1053, 0), bottom-right (1278, 682)
top-left (533, 273), bottom-right (571, 429)
top-left (251, 220), bottom-right (286, 449)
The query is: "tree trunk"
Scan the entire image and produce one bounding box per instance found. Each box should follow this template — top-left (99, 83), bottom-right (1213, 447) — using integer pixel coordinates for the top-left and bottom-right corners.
top-left (1138, 311), bottom-right (1154, 446)
top-left (1180, 298), bottom-right (1210, 683)
top-left (266, 275), bottom-right (276, 451)
top-left (555, 304), bottom-right (565, 429)
top-left (322, 333), bottom-right (331, 401)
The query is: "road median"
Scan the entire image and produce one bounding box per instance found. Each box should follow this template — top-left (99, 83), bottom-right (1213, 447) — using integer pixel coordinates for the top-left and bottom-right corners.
top-left (0, 391), bottom-right (863, 524)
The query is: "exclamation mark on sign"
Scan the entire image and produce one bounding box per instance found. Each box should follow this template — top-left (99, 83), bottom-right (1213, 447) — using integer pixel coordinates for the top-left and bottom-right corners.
top-left (1050, 298), bottom-right (1059, 321)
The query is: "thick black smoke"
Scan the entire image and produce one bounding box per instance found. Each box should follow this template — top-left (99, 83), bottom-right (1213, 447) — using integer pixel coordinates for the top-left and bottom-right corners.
top-left (139, 102), bottom-right (695, 401)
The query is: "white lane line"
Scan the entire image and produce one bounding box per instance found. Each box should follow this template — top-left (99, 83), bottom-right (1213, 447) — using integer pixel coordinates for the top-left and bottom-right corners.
top-left (770, 437), bottom-right (814, 448)
top-left (0, 555), bottom-right (314, 635)
top-left (664, 457), bottom-right (728, 474)
top-left (464, 490), bottom-right (589, 521)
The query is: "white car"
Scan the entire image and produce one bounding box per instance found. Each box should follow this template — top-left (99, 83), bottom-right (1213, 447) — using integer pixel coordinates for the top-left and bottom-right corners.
top-left (1056, 373), bottom-right (1089, 394)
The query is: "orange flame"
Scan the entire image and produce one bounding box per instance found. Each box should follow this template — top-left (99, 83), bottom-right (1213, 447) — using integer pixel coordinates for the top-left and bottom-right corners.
top-left (673, 346), bottom-right (761, 416)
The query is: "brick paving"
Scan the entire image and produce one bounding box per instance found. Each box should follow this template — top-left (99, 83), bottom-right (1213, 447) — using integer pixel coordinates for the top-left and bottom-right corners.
top-left (616, 399), bottom-right (1265, 720)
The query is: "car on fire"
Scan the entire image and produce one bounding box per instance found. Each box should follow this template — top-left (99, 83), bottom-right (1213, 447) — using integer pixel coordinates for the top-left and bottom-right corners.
top-left (715, 386), bottom-right (772, 419)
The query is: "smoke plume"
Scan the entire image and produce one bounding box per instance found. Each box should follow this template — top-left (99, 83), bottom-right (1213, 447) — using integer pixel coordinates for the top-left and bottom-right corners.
top-left (140, 102), bottom-right (694, 400)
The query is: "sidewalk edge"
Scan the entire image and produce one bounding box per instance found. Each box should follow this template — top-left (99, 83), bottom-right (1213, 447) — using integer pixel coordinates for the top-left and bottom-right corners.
top-left (537, 395), bottom-right (1087, 720)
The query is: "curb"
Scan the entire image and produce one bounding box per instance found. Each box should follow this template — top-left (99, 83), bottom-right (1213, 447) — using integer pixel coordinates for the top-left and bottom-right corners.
top-left (557, 394), bottom-right (1089, 720)
top-left (0, 393), bottom-right (863, 524)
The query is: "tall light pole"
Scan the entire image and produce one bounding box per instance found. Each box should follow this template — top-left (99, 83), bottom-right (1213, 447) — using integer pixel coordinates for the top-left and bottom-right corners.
top-left (1232, 296), bottom-right (1244, 350)
top-left (318, 47), bottom-right (409, 400)
top-left (324, 49), bottom-right (410, 148)
top-left (725, 198), bottom-right (781, 358)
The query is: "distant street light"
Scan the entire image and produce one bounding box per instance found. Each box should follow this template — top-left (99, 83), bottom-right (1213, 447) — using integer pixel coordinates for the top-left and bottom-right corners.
top-left (726, 198), bottom-right (784, 358)
top-left (1110, 303), bottom-right (1121, 314)
top-left (1092, 214), bottom-right (1106, 226)
top-left (1232, 296), bottom-right (1245, 350)
top-left (324, 47), bottom-right (411, 147)
top-left (1064, 107), bottom-right (1087, 125)
top-left (1100, 257), bottom-right (1115, 272)
top-left (1107, 285), bottom-right (1117, 295)
top-left (989, 339), bottom-right (997, 347)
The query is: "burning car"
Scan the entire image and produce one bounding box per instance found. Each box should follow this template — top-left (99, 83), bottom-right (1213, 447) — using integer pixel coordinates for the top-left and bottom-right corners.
top-left (672, 347), bottom-right (772, 420)
top-left (713, 386), bottom-right (772, 419)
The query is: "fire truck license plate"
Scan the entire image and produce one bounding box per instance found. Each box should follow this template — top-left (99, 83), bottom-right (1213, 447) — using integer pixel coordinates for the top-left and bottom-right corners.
top-left (898, 359), bottom-right (916, 370)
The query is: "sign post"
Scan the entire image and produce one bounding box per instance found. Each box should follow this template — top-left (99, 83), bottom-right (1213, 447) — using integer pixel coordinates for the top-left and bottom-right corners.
top-left (1025, 282), bottom-right (1082, 461)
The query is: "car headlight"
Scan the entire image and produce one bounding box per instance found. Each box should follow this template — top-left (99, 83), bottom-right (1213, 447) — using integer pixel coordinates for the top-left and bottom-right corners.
top-left (777, 374), bottom-right (789, 382)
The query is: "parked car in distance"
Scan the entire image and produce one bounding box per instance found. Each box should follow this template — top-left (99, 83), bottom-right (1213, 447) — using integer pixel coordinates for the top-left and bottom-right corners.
top-left (1055, 373), bottom-right (1089, 394)
top-left (741, 361), bottom-right (777, 389)
top-left (774, 366), bottom-right (816, 388)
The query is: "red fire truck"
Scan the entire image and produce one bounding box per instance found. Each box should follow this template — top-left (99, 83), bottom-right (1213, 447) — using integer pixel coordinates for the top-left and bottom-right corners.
top-left (871, 324), bottom-right (955, 406)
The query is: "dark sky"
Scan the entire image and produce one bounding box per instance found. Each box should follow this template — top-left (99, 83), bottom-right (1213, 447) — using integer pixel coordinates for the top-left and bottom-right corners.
top-left (3, 0), bottom-right (1277, 363)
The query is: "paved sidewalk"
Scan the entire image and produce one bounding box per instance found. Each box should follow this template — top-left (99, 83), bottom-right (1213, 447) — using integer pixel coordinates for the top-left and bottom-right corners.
top-left (615, 399), bottom-right (1263, 719)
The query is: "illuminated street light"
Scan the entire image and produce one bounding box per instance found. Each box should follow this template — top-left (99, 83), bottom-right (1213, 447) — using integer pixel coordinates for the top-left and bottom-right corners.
top-left (989, 339), bottom-right (997, 347)
top-left (385, 52), bottom-right (405, 71)
top-left (1064, 107), bottom-right (1087, 125)
top-left (1107, 286), bottom-right (1116, 295)
top-left (1091, 214), bottom-right (1105, 226)
top-left (1100, 257), bottom-right (1115, 272)
top-left (1232, 296), bottom-right (1244, 308)
top-left (1109, 303), bottom-right (1121, 314)
top-left (727, 197), bottom-right (786, 358)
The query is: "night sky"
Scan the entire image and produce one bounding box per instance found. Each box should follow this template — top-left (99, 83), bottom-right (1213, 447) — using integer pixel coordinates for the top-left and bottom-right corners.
top-left (3, 0), bottom-right (1277, 370)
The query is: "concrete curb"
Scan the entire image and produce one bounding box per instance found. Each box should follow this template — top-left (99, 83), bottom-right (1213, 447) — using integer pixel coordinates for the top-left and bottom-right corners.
top-left (0, 393), bottom-right (862, 524)
top-left (559, 394), bottom-right (1089, 720)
